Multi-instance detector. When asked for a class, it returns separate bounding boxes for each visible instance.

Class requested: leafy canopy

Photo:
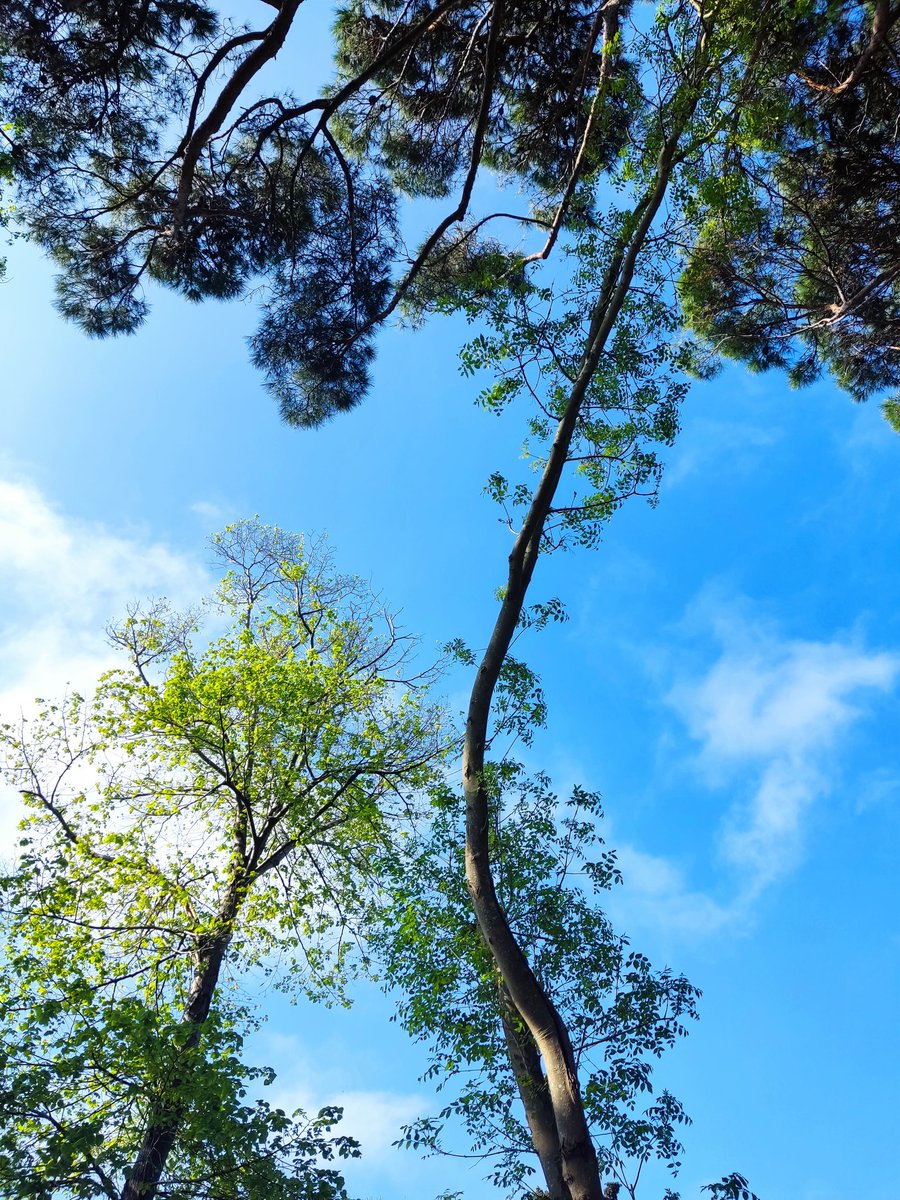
[678,0,900,422]
[0,0,632,423]
[0,520,446,1199]
[4,2,900,424]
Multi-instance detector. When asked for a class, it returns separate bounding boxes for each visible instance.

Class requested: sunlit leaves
[452,219,688,552]
[679,1,900,411]
[0,520,445,1197]
[882,396,900,434]
[368,764,698,1193]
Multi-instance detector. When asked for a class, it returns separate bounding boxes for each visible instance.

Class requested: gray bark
[462,135,684,1200]
[499,982,566,1200]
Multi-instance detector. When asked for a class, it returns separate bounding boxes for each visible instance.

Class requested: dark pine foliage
[680,0,900,410]
[4,2,900,423]
[0,0,632,424]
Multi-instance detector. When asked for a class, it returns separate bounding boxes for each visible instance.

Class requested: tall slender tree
[373,763,700,1199]
[409,3,900,1195]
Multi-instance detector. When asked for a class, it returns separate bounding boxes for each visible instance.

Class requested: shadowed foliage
[0,0,632,423]
[679,0,900,416]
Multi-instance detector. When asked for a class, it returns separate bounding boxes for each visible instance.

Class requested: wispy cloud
[254,1031,426,1179]
[664,418,782,488]
[611,844,733,938]
[189,498,230,524]
[670,624,899,896]
[0,476,209,705]
[267,1078,425,1164]
[669,633,898,763]
[608,601,899,940]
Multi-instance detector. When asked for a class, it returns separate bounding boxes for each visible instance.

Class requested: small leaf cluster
[702,1173,761,1200]
[454,216,689,551]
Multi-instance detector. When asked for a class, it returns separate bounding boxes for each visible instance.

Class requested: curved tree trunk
[461,134,685,1200]
[498,980,566,1200]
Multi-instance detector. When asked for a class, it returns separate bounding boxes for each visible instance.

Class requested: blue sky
[2,49,900,1200]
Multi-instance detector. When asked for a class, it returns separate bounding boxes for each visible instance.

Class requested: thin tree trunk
[120,883,242,1200]
[462,135,684,1200]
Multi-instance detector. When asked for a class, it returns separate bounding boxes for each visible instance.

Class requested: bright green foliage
[442,215,691,552]
[370,764,699,1195]
[0,984,358,1199]
[882,397,900,434]
[410,2,787,556]
[0,520,445,1198]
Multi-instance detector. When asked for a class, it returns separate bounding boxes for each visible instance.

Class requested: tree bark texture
[499,980,566,1200]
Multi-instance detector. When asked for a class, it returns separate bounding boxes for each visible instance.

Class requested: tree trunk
[498,981,566,1200]
[120,882,242,1200]
[462,134,686,1200]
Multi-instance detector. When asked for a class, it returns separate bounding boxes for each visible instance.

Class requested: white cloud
[605,605,900,940]
[262,1053,425,1167]
[0,476,211,856]
[268,1078,424,1162]
[668,615,900,900]
[329,1090,425,1160]
[611,844,734,938]
[669,637,898,763]
[0,477,209,706]
[251,1027,429,1180]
